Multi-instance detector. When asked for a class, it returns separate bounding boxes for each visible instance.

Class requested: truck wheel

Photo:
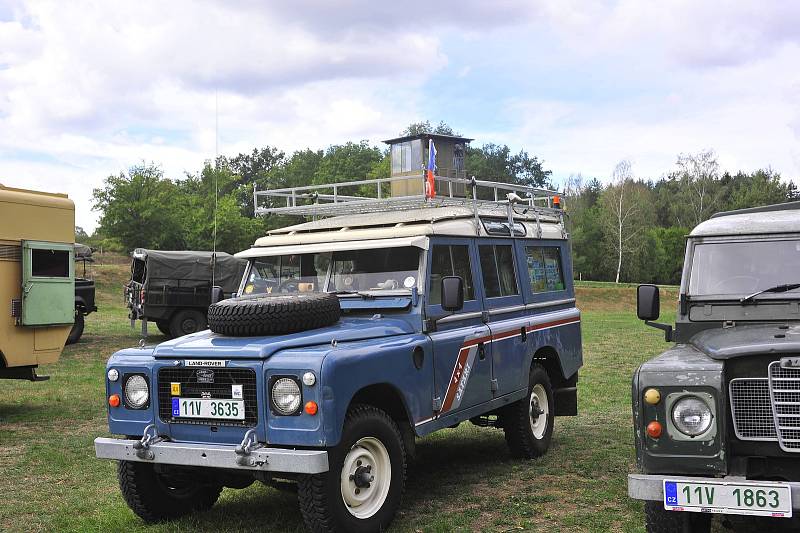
[208,293,341,337]
[503,364,554,459]
[117,460,222,523]
[155,320,171,336]
[169,309,207,338]
[297,405,406,533]
[66,311,84,345]
[644,501,711,533]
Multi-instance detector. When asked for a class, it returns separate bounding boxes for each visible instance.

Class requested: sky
[1,0,799,232]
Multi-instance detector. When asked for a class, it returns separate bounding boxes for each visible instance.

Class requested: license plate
[172,398,245,420]
[664,479,792,517]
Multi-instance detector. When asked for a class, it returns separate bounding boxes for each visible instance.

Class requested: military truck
[94,149,583,533]
[629,201,800,532]
[0,184,76,381]
[67,243,98,345]
[125,249,247,338]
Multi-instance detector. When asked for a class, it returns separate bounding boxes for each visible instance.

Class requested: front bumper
[629,473,800,510]
[95,437,329,474]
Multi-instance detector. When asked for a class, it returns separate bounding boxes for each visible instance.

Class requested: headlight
[123,374,149,409]
[671,396,713,436]
[271,377,302,415]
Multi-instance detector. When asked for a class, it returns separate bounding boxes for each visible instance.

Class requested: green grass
[0,266,675,532]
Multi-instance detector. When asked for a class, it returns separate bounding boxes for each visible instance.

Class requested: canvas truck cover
[135,249,247,294]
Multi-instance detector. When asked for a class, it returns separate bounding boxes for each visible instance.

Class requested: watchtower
[383,133,473,197]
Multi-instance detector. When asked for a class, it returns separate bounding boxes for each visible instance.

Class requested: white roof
[236,236,429,259]
[691,207,800,237]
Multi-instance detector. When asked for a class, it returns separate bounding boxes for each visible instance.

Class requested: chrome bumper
[629,473,800,510]
[94,437,329,474]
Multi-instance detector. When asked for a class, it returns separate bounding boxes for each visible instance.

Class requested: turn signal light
[108,394,121,408]
[304,401,318,416]
[646,421,663,438]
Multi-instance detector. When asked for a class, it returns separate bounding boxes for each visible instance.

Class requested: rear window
[525,246,565,293]
[479,245,519,298]
[31,248,70,278]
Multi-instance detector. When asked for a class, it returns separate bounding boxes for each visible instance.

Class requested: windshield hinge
[723,320,736,329]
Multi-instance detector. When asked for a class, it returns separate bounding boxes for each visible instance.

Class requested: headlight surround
[271,377,302,415]
[123,374,150,409]
[671,396,713,436]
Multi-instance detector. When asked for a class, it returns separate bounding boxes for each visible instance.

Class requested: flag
[425,139,437,199]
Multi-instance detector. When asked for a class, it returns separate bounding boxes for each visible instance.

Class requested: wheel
[207,293,341,337]
[168,309,207,338]
[644,501,711,533]
[503,364,555,459]
[155,320,171,336]
[117,460,222,523]
[66,311,85,345]
[297,405,406,533]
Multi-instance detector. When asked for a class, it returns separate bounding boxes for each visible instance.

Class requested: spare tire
[207,293,341,337]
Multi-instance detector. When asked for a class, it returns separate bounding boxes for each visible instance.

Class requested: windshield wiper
[740,283,800,304]
[328,290,374,299]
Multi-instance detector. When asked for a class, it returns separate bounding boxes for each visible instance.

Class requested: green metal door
[21,240,75,326]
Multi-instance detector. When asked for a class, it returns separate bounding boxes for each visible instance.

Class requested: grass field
[0,264,680,532]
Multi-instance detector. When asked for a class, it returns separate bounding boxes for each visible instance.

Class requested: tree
[599,161,651,283]
[399,121,458,137]
[92,164,187,252]
[466,144,551,188]
[75,226,89,241]
[672,150,722,226]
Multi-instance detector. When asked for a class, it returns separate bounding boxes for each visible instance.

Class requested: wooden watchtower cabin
[382,133,473,198]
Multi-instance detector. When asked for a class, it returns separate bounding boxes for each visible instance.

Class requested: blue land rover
[95,174,583,532]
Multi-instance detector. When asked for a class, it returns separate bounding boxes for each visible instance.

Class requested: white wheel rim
[340,436,392,519]
[529,383,549,439]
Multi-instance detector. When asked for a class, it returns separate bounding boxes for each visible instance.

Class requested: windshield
[689,239,800,296]
[243,247,420,296]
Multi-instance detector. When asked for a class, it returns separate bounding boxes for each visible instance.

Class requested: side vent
[11,298,21,318]
[0,244,22,262]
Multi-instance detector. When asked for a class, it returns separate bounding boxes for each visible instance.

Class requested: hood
[152,316,416,359]
[691,323,800,360]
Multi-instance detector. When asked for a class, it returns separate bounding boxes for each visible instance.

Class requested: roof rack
[710,200,800,219]
[254,175,562,220]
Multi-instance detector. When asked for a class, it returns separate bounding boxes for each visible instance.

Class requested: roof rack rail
[710,200,800,219]
[253,175,563,221]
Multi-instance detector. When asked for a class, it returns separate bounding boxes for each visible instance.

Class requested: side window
[525,246,565,293]
[478,245,519,298]
[31,248,70,277]
[429,245,475,305]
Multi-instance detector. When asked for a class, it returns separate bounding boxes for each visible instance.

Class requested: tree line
[86,121,797,284]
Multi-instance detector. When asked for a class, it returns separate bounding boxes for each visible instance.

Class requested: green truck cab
[0,184,76,381]
[629,201,800,532]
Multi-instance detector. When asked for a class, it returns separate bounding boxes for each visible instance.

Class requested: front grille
[769,361,800,452]
[158,367,258,427]
[730,378,777,440]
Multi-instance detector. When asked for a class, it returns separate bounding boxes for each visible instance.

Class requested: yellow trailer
[0,184,75,380]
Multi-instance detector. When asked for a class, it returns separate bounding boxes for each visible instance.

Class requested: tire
[297,404,406,533]
[66,311,84,345]
[644,501,711,533]
[503,364,555,459]
[156,320,171,336]
[168,309,207,338]
[207,293,341,337]
[117,460,222,523]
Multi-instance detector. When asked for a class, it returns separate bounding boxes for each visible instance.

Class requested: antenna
[211,89,219,288]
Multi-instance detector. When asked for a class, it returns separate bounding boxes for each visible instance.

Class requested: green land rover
[629,201,800,532]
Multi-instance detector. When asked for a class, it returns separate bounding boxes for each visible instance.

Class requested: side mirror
[441,276,464,313]
[637,284,660,321]
[211,286,224,304]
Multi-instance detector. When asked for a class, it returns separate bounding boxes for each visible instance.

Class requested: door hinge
[481,311,490,323]
[491,379,498,392]
[478,343,486,360]
[432,397,442,412]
